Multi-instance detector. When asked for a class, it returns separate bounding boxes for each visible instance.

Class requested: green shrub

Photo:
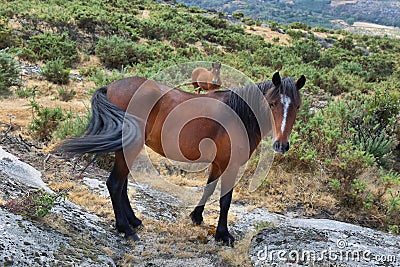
[0,49,20,93]
[95,36,174,69]
[4,189,65,219]
[70,5,105,33]
[54,110,90,140]
[57,87,75,102]
[288,22,311,30]
[15,85,38,98]
[28,98,71,141]
[0,15,17,49]
[358,54,395,82]
[22,32,78,67]
[139,18,174,40]
[232,12,244,20]
[286,29,305,39]
[86,67,131,95]
[95,36,133,68]
[42,58,70,84]
[292,39,320,63]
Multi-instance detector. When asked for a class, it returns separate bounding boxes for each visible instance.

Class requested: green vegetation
[4,189,65,219]
[0,49,20,93]
[42,58,71,85]
[19,32,78,67]
[28,98,73,141]
[0,0,399,233]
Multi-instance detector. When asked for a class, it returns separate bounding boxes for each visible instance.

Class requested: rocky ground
[1,133,400,266]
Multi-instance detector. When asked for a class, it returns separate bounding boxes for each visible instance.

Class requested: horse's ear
[296,75,306,90]
[272,72,281,87]
[212,62,221,69]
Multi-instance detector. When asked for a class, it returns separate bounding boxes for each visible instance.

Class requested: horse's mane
[225,81,272,151]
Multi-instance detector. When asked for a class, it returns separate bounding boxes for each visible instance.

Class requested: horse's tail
[56,87,141,155]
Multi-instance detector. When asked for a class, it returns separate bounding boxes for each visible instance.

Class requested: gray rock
[0,147,52,192]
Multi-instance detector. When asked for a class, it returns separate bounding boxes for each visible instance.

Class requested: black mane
[226,81,273,152]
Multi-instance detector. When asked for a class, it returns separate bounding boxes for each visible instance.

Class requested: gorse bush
[28,98,72,141]
[57,87,75,102]
[95,36,176,69]
[20,33,78,67]
[54,110,90,140]
[0,15,17,49]
[0,49,20,93]
[95,36,154,69]
[42,58,70,84]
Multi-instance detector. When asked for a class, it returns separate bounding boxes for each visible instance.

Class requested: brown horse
[191,62,222,94]
[57,72,305,246]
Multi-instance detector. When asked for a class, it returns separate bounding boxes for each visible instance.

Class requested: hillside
[0,0,400,265]
[176,0,400,29]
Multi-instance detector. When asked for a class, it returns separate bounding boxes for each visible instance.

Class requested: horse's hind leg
[192,82,201,94]
[190,163,221,225]
[122,177,142,228]
[107,150,141,240]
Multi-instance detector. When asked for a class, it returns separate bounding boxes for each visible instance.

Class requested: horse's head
[266,72,305,154]
[211,62,222,85]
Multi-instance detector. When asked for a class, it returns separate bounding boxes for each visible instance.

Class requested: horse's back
[107,76,166,112]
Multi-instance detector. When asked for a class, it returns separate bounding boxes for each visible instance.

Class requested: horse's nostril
[284,142,290,152]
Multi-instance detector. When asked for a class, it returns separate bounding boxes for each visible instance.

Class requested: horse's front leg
[215,189,234,246]
[190,163,221,225]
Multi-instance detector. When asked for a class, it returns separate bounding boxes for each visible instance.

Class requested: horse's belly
[145,135,215,163]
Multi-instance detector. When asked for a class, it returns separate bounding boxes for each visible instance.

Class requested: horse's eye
[269,103,274,108]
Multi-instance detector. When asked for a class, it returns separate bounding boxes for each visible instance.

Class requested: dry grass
[67,185,114,220]
[136,10,150,20]
[245,25,291,45]
[219,232,254,267]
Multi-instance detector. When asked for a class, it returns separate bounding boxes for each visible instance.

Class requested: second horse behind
[191,62,222,94]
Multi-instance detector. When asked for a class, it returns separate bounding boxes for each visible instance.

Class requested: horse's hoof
[131,218,143,229]
[189,211,203,225]
[215,230,235,247]
[126,232,140,242]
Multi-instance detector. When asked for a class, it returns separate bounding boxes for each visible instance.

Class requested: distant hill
[176,0,400,29]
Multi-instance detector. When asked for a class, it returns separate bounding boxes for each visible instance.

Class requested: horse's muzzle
[273,141,290,154]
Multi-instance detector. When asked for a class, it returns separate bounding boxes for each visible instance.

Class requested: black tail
[57,87,141,155]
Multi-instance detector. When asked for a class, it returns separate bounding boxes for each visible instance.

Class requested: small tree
[0,49,20,93]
